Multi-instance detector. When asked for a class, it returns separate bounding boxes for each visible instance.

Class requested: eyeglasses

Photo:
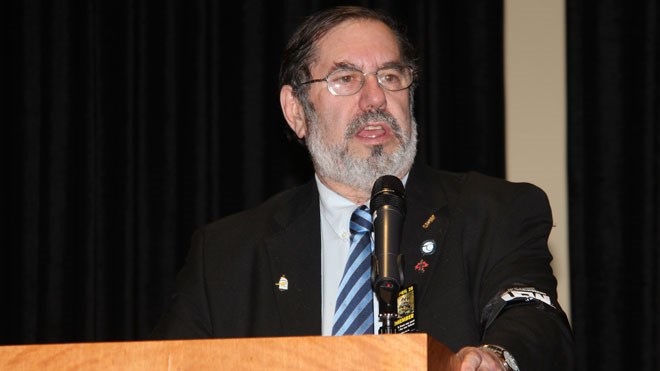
[299,66,414,96]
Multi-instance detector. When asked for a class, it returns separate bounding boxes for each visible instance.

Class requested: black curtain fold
[3,0,504,344]
[567,1,660,370]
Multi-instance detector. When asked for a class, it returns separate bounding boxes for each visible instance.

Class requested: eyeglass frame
[297,65,415,96]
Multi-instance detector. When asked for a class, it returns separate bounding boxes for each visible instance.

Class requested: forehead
[311,19,401,72]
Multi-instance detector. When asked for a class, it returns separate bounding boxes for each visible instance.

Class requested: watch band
[480,344,520,371]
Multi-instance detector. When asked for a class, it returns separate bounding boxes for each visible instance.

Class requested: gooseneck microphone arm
[369,175,406,334]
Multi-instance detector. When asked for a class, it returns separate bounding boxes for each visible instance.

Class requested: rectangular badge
[394,284,417,333]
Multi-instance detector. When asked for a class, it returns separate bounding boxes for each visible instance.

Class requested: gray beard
[304,105,417,194]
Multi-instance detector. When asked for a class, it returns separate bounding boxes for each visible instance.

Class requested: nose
[358,74,387,112]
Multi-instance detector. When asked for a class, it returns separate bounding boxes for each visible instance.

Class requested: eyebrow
[329,61,360,72]
[328,60,407,74]
[380,61,407,69]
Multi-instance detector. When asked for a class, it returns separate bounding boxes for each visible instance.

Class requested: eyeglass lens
[327,67,412,96]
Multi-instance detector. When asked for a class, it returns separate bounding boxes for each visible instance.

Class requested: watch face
[503,351,519,371]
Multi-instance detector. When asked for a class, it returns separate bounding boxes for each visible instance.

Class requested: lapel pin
[421,240,437,255]
[422,214,436,229]
[415,259,429,273]
[275,275,288,291]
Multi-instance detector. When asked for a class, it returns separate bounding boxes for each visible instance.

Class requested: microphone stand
[372,254,404,334]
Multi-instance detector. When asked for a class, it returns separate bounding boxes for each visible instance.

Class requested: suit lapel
[400,165,453,304]
[264,181,322,336]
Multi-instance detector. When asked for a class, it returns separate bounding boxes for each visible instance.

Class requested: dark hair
[279,6,417,101]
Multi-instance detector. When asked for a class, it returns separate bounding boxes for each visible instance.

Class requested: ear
[280,85,307,139]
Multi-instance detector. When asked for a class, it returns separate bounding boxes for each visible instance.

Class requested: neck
[316,175,370,205]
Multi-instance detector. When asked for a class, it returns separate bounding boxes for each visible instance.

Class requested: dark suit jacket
[152,164,575,370]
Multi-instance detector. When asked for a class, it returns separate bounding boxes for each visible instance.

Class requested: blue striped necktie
[332,205,374,335]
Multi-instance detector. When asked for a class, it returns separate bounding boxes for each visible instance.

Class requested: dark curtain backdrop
[3,1,504,344]
[568,1,660,370]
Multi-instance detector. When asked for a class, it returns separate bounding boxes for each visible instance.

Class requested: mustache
[344,110,401,138]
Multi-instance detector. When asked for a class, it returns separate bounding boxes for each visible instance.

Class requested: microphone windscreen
[370,175,405,215]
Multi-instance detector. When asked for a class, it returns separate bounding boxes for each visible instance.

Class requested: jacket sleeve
[474,182,575,370]
[150,228,214,339]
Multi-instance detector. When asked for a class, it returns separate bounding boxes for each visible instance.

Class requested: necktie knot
[350,205,373,236]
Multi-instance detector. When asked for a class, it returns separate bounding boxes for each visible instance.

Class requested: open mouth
[356,123,389,139]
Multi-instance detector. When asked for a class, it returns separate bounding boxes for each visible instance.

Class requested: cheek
[391,98,413,130]
[315,103,352,142]
[325,116,350,143]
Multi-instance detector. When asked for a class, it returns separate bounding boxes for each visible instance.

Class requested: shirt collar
[316,175,358,240]
[315,173,410,239]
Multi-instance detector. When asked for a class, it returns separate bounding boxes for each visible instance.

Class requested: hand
[450,346,506,371]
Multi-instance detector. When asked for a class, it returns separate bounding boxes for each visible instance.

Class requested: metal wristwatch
[480,344,520,371]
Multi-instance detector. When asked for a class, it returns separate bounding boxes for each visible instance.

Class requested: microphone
[369,175,406,333]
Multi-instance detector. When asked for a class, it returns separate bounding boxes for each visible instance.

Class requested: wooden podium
[0,333,454,370]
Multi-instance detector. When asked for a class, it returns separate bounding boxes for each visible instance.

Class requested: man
[153,6,574,370]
